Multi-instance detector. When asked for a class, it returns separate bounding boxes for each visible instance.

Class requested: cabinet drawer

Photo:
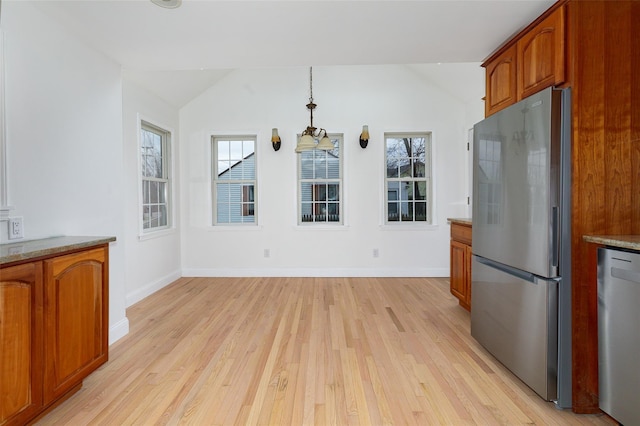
[451,222,472,246]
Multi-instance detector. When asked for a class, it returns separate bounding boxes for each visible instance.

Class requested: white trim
[108,317,130,346]
[0,31,10,220]
[383,132,433,225]
[378,224,439,231]
[211,133,258,226]
[292,224,351,231]
[125,269,181,307]
[296,133,344,226]
[205,225,264,232]
[137,114,176,237]
[137,227,177,241]
[182,267,449,278]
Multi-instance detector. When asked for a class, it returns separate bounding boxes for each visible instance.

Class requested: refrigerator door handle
[552,206,559,268]
[476,256,536,283]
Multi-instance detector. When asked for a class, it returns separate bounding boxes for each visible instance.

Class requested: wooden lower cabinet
[0,245,109,426]
[449,221,472,311]
[43,247,109,405]
[0,262,43,426]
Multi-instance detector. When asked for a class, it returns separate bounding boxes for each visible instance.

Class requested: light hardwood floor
[36,277,615,425]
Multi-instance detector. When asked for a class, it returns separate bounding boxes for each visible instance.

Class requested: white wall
[122,79,182,306]
[2,2,128,343]
[180,65,481,276]
[1,2,485,347]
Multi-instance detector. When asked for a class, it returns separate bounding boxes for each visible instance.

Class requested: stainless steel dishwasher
[598,247,640,426]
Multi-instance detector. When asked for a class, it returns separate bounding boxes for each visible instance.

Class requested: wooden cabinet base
[1,243,109,426]
[449,221,472,311]
[26,383,83,426]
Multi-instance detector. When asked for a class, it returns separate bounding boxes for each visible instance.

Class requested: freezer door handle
[475,256,536,283]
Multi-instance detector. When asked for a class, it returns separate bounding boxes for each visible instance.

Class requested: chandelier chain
[309,66,313,103]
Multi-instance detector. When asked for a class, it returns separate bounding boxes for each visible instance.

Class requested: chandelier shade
[316,135,334,150]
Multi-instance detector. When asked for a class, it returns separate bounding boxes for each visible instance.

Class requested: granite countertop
[583,235,640,252]
[447,218,472,226]
[1,236,116,265]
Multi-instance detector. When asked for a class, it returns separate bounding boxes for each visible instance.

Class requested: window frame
[297,134,344,226]
[384,132,433,225]
[211,135,258,226]
[139,120,172,235]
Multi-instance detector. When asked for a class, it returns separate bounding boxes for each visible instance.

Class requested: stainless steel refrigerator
[471,87,572,408]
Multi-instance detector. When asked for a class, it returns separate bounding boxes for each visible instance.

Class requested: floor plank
[36,277,616,425]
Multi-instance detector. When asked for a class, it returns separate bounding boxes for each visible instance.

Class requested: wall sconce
[271,128,281,151]
[359,125,369,149]
[295,67,333,152]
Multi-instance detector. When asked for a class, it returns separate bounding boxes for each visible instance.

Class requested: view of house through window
[298,135,343,224]
[385,133,432,223]
[212,136,257,225]
[140,121,171,232]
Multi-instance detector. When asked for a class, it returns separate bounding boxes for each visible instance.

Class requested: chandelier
[295,67,333,152]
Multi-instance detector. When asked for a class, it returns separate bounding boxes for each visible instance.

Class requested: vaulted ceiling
[24,0,555,107]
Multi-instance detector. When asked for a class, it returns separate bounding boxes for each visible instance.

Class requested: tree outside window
[141,121,171,232]
[385,134,432,223]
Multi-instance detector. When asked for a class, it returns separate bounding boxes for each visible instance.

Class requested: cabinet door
[484,44,517,116]
[0,262,43,426]
[450,240,470,310]
[43,247,109,404]
[464,244,473,309]
[517,6,565,100]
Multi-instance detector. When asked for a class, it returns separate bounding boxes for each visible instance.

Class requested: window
[212,136,257,225]
[298,135,342,224]
[140,121,171,232]
[385,133,432,223]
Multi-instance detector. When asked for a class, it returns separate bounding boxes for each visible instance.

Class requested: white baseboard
[181,267,449,278]
[125,269,182,307]
[109,317,130,346]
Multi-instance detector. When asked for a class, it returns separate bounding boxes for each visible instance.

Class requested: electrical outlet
[8,217,24,240]
[264,248,270,258]
[373,248,379,258]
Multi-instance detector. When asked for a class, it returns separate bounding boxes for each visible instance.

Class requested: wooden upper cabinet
[483,4,566,117]
[485,45,518,116]
[517,6,565,100]
[0,262,43,426]
[43,247,109,404]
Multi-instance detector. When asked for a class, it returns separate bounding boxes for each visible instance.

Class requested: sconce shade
[359,125,370,149]
[271,128,281,151]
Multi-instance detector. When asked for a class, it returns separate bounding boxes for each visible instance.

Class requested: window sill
[379,223,439,231]
[207,225,263,232]
[138,227,176,241]
[294,224,350,231]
